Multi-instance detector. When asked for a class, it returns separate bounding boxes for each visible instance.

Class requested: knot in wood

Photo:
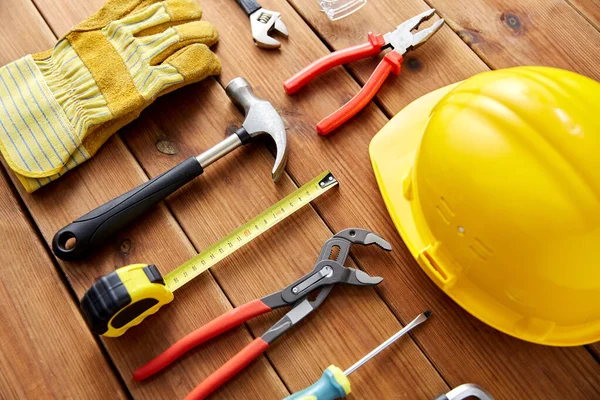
[501,12,523,34]
[405,57,422,72]
[120,239,131,254]
[156,138,180,155]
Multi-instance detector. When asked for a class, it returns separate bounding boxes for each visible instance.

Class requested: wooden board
[423,0,600,80]
[0,171,126,399]
[0,0,598,398]
[0,2,124,399]
[567,0,600,29]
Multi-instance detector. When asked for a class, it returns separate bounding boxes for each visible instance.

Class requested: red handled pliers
[284,9,444,135]
[132,228,391,399]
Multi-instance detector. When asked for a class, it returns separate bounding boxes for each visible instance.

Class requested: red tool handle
[317,52,403,135]
[284,33,385,95]
[184,337,270,400]
[132,299,271,381]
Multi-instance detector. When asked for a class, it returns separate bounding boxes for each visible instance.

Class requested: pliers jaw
[317,228,392,265]
[262,260,383,344]
[284,9,443,134]
[261,229,390,342]
[383,9,444,55]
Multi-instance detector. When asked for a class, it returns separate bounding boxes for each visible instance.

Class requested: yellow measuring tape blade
[164,171,338,291]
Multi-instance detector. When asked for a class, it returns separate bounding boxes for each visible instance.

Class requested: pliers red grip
[132,299,271,381]
[284,9,444,135]
[284,32,387,95]
[133,228,391,400]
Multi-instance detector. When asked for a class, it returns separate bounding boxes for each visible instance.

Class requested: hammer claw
[225,77,288,183]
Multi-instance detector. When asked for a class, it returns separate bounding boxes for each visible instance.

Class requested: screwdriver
[285,311,431,400]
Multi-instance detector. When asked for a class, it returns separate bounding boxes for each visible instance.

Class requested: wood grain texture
[0,2,125,399]
[424,0,600,80]
[0,0,288,398]
[567,0,600,29]
[193,0,599,398]
[0,172,126,399]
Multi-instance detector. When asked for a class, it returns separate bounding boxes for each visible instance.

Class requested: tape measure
[81,171,338,337]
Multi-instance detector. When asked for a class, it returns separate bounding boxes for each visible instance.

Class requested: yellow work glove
[0,0,220,192]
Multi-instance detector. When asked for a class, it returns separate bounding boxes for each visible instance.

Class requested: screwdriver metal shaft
[285,311,431,400]
[344,310,431,376]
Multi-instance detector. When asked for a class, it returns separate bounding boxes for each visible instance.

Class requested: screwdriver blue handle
[284,366,351,400]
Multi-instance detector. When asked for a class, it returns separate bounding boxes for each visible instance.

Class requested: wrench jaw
[249,8,288,49]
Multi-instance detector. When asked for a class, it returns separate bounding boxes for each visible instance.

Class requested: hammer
[52,77,288,261]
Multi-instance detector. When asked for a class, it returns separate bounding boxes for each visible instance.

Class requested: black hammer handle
[52,157,203,261]
[235,0,261,15]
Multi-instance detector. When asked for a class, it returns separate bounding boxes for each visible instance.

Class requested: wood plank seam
[419,0,497,70]
[0,160,134,399]
[589,347,600,363]
[564,0,600,31]
[27,0,60,37]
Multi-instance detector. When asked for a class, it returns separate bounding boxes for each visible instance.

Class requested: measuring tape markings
[165,171,337,291]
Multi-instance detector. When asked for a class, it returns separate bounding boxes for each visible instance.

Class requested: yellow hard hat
[370,66,600,346]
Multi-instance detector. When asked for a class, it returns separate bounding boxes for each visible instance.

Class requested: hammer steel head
[249,8,288,49]
[225,77,288,182]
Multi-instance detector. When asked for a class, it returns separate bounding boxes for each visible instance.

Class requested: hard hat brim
[370,83,458,260]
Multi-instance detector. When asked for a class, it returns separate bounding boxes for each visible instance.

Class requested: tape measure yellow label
[81,171,338,337]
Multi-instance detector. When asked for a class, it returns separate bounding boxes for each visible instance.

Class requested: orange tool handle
[185,338,270,400]
[284,33,385,95]
[132,299,271,381]
[317,51,403,135]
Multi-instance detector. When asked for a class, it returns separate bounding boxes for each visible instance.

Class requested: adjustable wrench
[234,0,288,48]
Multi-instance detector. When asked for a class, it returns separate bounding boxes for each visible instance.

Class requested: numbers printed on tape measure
[163,171,337,291]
